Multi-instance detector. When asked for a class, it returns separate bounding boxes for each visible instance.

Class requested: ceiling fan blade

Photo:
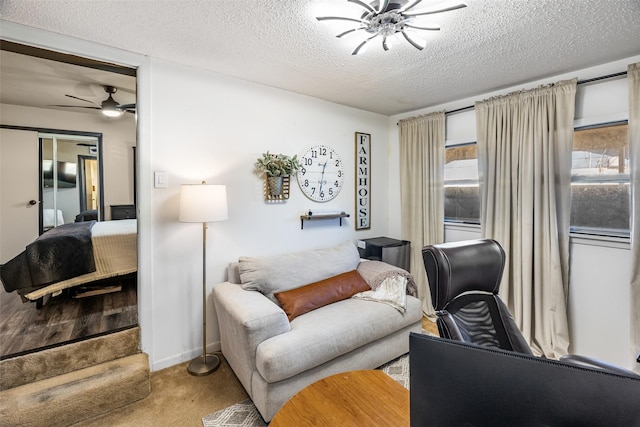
[399,0,424,13]
[65,94,102,107]
[336,27,365,38]
[352,35,377,55]
[382,37,390,51]
[352,40,368,55]
[49,104,101,110]
[348,0,376,14]
[401,31,425,50]
[404,3,467,17]
[377,0,390,13]
[118,103,136,110]
[317,16,363,24]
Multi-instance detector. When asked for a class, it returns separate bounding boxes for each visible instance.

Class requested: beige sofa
[213,241,422,421]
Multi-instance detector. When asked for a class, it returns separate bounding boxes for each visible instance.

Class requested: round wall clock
[297,144,344,202]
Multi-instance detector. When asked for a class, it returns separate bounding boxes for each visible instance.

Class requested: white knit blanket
[352,274,408,313]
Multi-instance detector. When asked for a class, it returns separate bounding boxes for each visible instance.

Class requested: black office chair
[422,239,532,354]
[422,239,638,376]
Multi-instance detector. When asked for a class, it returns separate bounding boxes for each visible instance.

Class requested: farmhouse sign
[355,132,371,230]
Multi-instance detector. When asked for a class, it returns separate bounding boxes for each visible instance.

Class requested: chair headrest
[422,239,505,311]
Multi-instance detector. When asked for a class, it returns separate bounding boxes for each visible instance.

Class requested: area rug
[202,354,410,427]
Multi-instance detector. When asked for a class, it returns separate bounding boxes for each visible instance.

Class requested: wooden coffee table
[270,370,409,426]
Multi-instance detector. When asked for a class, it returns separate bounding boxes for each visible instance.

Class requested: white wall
[0,104,136,219]
[388,55,640,369]
[141,59,390,369]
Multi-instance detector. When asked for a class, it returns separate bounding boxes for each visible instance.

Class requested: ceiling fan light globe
[102,108,123,118]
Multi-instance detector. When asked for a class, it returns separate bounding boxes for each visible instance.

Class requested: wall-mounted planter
[264,174,290,201]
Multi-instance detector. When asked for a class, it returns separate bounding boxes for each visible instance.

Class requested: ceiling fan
[317,0,467,55]
[50,85,135,118]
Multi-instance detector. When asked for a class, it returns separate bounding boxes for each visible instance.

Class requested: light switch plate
[154,171,168,188]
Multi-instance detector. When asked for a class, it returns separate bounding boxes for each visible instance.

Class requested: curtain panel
[398,112,445,317]
[629,62,640,373]
[475,79,577,358]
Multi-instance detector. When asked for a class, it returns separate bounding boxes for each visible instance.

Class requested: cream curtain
[628,62,640,373]
[399,112,445,317]
[475,79,577,358]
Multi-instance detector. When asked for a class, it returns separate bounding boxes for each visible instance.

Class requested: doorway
[0,42,138,359]
[78,155,98,213]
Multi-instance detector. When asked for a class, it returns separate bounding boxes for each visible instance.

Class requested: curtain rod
[397,70,628,125]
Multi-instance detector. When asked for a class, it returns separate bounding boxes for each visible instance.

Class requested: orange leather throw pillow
[274,270,370,321]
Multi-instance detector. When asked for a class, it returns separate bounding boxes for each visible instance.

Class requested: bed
[0,219,137,304]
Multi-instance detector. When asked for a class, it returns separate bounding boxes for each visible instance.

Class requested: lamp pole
[187,220,220,376]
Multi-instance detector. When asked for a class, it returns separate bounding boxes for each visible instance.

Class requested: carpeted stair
[0,327,150,426]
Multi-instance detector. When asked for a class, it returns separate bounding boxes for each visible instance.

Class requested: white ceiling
[1,0,640,116]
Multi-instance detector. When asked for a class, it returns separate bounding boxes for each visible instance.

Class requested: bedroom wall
[0,104,136,219]
[388,54,640,370]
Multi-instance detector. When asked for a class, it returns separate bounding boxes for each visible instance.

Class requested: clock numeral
[328,188,334,196]
[337,170,342,178]
[320,190,325,198]
[335,159,340,167]
[334,180,339,187]
[304,158,313,166]
[300,166,306,175]
[319,147,327,156]
[303,179,309,187]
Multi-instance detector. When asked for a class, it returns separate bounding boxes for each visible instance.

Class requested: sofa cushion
[255,295,423,383]
[274,270,370,321]
[238,241,360,303]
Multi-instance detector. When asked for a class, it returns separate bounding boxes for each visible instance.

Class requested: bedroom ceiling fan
[50,85,135,118]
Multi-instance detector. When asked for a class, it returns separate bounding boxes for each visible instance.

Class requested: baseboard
[151,340,221,371]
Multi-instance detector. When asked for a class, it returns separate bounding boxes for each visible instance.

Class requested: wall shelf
[300,212,349,229]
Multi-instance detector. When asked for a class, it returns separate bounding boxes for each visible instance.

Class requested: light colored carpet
[202,354,410,427]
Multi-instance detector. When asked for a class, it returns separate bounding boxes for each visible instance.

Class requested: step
[0,352,150,427]
[0,326,140,391]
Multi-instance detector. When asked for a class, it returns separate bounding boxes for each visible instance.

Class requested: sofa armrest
[213,282,290,392]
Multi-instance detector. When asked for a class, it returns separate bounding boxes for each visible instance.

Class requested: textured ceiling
[1,0,640,116]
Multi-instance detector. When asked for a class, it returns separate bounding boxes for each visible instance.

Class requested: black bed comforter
[0,221,96,295]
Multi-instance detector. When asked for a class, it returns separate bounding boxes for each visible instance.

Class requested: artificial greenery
[255,151,301,177]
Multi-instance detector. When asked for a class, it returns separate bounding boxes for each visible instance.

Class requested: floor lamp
[179,181,228,376]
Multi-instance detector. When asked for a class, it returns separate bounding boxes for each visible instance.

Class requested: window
[444,143,480,223]
[571,122,629,236]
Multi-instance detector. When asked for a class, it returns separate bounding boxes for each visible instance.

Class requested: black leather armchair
[409,333,640,427]
[421,239,638,376]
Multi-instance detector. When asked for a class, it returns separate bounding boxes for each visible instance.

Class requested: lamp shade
[179,183,228,223]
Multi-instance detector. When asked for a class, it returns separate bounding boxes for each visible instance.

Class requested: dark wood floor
[0,276,138,359]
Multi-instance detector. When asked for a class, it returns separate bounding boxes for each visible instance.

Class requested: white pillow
[238,241,360,303]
